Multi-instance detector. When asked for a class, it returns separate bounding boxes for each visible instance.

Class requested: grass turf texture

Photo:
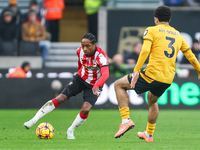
[0,109,200,149]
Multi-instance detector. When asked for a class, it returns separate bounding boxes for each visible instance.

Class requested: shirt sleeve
[134,40,152,72]
[183,49,200,76]
[93,66,109,88]
[143,27,153,42]
[180,37,200,76]
[76,48,81,71]
[97,53,108,67]
[180,37,190,53]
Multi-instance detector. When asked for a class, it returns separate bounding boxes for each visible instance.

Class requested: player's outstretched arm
[133,40,151,74]
[131,41,150,88]
[183,49,200,80]
[92,66,109,96]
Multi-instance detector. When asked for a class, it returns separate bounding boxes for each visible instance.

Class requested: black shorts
[127,72,171,97]
[61,74,102,106]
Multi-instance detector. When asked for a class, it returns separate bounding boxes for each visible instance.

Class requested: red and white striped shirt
[77,46,108,86]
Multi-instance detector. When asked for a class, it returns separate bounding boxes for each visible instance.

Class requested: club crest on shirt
[143,30,148,36]
[68,81,73,85]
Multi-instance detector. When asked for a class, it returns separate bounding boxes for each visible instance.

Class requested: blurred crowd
[1,0,200,78]
[0,0,65,63]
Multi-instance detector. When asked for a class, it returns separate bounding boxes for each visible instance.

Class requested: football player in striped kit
[24,33,109,139]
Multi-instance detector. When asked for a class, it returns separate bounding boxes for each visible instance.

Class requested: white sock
[145,131,152,137]
[68,113,86,131]
[122,118,130,124]
[31,100,56,123]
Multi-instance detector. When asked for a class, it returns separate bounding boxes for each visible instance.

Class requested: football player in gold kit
[114,6,200,142]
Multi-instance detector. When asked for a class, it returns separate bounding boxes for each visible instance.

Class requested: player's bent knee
[114,78,125,90]
[147,92,159,104]
[81,102,92,115]
[81,105,91,115]
[80,109,90,115]
[114,79,121,89]
[56,94,68,104]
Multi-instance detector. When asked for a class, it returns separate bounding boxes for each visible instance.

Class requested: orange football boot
[114,119,135,138]
[137,131,153,142]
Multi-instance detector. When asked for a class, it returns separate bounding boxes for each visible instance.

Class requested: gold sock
[119,107,130,119]
[146,122,156,135]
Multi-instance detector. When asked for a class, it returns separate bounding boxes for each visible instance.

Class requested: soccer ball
[36,122,54,139]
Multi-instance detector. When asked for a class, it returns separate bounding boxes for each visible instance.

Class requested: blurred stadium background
[0,0,200,110]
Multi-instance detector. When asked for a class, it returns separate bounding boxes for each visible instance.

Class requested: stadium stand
[0,0,161,69]
[19,41,40,56]
[0,41,18,56]
[0,56,42,69]
[45,42,80,68]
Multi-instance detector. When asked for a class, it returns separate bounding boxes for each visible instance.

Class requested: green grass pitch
[0,109,200,149]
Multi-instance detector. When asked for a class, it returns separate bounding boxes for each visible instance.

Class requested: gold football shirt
[134,24,200,84]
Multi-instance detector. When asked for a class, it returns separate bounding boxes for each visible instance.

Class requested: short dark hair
[154,6,171,22]
[21,62,30,70]
[81,33,96,44]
